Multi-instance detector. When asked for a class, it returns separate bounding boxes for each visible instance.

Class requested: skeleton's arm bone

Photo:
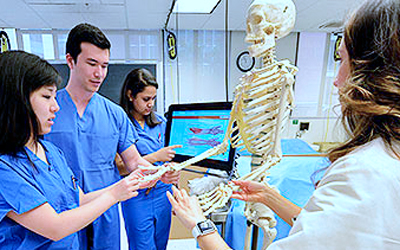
[170,141,230,171]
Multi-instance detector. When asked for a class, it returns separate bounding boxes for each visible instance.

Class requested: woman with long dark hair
[0,51,143,249]
[118,68,181,250]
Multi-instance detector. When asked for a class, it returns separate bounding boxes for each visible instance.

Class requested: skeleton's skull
[245,0,296,58]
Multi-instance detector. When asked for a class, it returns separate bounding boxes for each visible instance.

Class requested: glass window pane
[42,34,55,60]
[22,34,32,53]
[129,31,159,60]
[292,32,327,117]
[164,30,225,106]
[107,33,125,60]
[22,33,55,60]
[129,34,139,59]
[57,33,68,59]
[321,34,341,117]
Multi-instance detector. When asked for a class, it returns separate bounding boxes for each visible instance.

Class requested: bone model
[139,0,297,248]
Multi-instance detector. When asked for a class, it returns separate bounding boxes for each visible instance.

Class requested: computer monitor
[165,102,236,172]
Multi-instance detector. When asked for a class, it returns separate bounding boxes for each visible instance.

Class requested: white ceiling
[0,0,364,32]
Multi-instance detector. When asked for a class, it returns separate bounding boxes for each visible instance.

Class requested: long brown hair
[328,0,400,162]
[119,68,161,127]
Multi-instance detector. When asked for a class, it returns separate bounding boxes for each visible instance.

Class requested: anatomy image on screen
[169,110,230,162]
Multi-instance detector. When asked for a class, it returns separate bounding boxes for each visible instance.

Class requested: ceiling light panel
[173,0,221,14]
[24,0,81,3]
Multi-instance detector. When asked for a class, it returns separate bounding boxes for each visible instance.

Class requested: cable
[175,8,180,103]
[323,55,338,142]
[164,0,177,32]
[224,0,229,102]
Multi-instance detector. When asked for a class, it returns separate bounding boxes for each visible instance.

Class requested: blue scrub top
[122,113,172,250]
[132,113,166,166]
[0,139,80,249]
[132,113,171,191]
[44,89,138,192]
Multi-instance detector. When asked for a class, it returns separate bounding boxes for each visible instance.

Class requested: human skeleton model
[139,0,297,247]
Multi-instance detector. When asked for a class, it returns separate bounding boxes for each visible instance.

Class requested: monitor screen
[165,102,236,172]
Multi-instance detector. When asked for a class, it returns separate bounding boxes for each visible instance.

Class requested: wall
[13,27,344,147]
[228,31,298,100]
[228,30,345,147]
[282,32,346,147]
[163,30,227,111]
[285,117,345,148]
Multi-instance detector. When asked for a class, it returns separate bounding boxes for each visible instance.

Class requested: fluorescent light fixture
[173,0,221,14]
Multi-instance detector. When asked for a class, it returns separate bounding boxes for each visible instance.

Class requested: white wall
[282,32,346,146]
[228,30,346,146]
[15,27,345,146]
[228,31,298,100]
[285,117,345,145]
[163,30,227,110]
[228,31,246,100]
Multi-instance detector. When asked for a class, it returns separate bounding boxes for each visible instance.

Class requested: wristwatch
[191,219,217,239]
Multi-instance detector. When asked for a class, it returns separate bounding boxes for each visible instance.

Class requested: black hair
[0,50,61,155]
[119,68,161,127]
[66,23,111,63]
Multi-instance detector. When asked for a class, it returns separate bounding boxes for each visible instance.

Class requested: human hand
[167,185,206,230]
[160,163,181,184]
[131,168,160,189]
[230,180,270,203]
[155,145,182,162]
[109,171,140,202]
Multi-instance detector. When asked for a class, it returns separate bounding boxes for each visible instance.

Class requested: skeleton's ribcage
[229,63,294,158]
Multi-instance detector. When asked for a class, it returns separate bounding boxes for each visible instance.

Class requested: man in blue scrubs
[44,23,179,250]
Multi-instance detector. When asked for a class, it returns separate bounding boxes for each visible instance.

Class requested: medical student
[118,68,182,250]
[0,50,148,249]
[44,24,180,250]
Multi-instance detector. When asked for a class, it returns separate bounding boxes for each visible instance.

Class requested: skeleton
[139,0,297,248]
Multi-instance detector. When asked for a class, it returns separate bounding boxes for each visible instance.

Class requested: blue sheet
[224,139,329,250]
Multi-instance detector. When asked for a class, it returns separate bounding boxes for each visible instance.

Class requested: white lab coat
[269,138,400,249]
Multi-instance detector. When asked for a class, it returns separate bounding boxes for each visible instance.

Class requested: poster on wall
[334,35,342,61]
[166,31,177,60]
[0,30,11,53]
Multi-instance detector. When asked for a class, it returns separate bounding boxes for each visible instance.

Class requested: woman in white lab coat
[167,0,400,249]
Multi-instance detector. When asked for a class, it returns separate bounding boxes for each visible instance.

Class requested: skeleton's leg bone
[261,227,277,250]
[244,223,253,250]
